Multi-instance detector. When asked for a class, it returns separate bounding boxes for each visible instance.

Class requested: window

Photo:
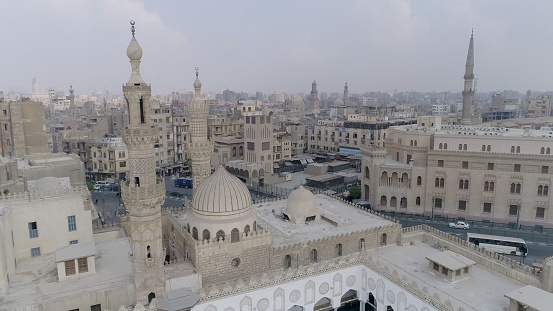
[514,164,521,172]
[483,203,492,213]
[192,227,198,240]
[416,196,421,206]
[91,304,101,311]
[231,258,240,267]
[336,243,342,256]
[262,142,270,150]
[463,144,467,150]
[119,161,126,168]
[487,163,494,170]
[28,222,38,238]
[231,228,239,243]
[458,144,462,150]
[68,215,77,232]
[536,207,546,219]
[203,229,210,241]
[284,255,291,268]
[247,142,254,151]
[359,238,365,250]
[462,161,468,169]
[541,147,545,154]
[464,267,469,273]
[438,160,444,167]
[310,249,318,262]
[458,200,467,211]
[70,240,78,245]
[31,247,41,257]
[542,166,549,174]
[511,146,515,153]
[516,146,520,154]
[216,230,225,241]
[456,269,461,276]
[439,143,443,149]
[538,185,549,196]
[65,260,76,276]
[487,145,491,152]
[482,145,486,151]
[509,205,519,216]
[433,262,439,271]
[444,143,448,150]
[434,198,443,208]
[417,176,422,186]
[442,267,449,275]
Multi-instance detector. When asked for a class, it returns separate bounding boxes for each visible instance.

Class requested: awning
[273,163,280,169]
[324,190,337,195]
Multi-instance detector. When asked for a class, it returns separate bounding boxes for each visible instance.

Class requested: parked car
[174,177,193,188]
[167,191,184,197]
[93,181,110,190]
[449,221,470,229]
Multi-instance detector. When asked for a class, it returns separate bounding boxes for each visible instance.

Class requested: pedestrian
[95,199,98,204]
[182,202,185,207]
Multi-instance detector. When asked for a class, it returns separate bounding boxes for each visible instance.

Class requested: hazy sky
[2,0,552,95]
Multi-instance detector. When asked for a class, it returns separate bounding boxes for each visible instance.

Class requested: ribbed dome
[127,36,143,61]
[283,186,320,224]
[334,98,344,107]
[193,166,252,214]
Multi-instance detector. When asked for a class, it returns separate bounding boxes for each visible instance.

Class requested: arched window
[482,145,486,151]
[444,143,448,150]
[463,144,467,150]
[359,238,365,250]
[439,178,445,188]
[516,146,521,153]
[284,255,292,268]
[253,221,257,231]
[538,185,543,195]
[414,140,417,146]
[545,186,549,196]
[365,166,370,179]
[216,230,225,241]
[489,181,495,192]
[487,145,491,152]
[187,223,190,233]
[459,144,463,150]
[380,233,387,246]
[380,196,387,207]
[416,196,421,206]
[541,147,545,154]
[511,146,515,153]
[244,225,250,235]
[410,140,413,146]
[464,180,469,189]
[192,227,198,240]
[439,143,443,149]
[336,244,342,256]
[417,176,422,186]
[390,196,397,207]
[148,292,156,304]
[400,197,407,208]
[516,183,521,194]
[202,229,210,241]
[510,183,516,193]
[435,178,440,187]
[147,245,151,259]
[310,249,318,262]
[484,181,489,192]
[231,228,239,243]
[239,145,244,156]
[548,148,551,155]
[232,146,237,157]
[459,180,464,189]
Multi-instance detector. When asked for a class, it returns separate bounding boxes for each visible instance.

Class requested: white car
[449,221,469,229]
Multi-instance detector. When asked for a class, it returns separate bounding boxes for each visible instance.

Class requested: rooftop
[377,243,526,311]
[255,194,394,246]
[425,250,476,271]
[1,238,133,309]
[504,285,553,310]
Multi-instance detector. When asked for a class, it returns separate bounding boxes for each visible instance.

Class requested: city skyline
[2,0,553,95]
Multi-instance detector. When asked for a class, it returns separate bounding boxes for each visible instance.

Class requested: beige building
[362,116,553,228]
[88,137,129,180]
[150,100,176,170]
[0,99,50,157]
[244,115,274,176]
[528,95,552,118]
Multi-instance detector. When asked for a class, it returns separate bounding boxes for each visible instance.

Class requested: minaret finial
[471,28,473,37]
[130,20,136,37]
[195,67,199,79]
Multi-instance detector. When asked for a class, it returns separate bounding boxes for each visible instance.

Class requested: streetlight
[430,195,435,221]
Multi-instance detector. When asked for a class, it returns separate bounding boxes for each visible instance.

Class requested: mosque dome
[283,186,320,224]
[333,98,344,107]
[293,95,304,105]
[193,166,252,215]
[126,36,143,61]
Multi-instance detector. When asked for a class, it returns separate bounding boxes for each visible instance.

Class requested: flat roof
[504,285,553,310]
[55,242,96,262]
[425,250,476,271]
[255,194,395,246]
[306,173,343,182]
[1,238,133,309]
[378,243,526,310]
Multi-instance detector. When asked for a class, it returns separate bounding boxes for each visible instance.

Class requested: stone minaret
[187,68,213,188]
[120,21,166,305]
[309,80,320,113]
[68,85,75,108]
[461,30,475,124]
[343,81,349,106]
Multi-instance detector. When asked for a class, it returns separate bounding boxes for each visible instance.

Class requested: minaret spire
[343,81,349,106]
[460,30,475,124]
[309,80,320,113]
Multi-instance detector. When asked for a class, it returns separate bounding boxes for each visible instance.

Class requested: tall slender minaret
[343,81,349,106]
[309,80,320,113]
[187,68,213,188]
[68,84,75,107]
[120,21,166,305]
[461,30,475,124]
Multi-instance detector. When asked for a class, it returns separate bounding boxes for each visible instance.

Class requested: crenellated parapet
[187,140,214,158]
[121,179,165,210]
[0,185,89,203]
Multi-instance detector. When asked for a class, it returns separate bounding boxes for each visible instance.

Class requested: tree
[86,181,95,191]
[348,187,361,200]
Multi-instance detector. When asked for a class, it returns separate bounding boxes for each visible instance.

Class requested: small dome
[193,78,202,90]
[127,36,143,61]
[293,95,304,105]
[193,166,252,215]
[283,186,320,224]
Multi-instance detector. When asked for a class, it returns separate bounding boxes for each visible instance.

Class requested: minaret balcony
[121,178,165,207]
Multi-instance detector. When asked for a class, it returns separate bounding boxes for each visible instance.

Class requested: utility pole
[431,195,435,220]
[516,204,521,230]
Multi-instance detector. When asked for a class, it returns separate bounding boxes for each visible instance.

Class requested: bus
[467,233,528,257]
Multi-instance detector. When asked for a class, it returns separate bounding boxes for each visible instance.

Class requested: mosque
[2,22,553,311]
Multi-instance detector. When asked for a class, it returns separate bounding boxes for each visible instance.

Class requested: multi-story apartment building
[150,101,175,171]
[244,115,274,176]
[527,95,552,118]
[207,115,243,138]
[88,137,128,181]
[287,122,308,155]
[0,99,50,157]
[172,115,189,166]
[362,116,553,228]
[307,119,407,153]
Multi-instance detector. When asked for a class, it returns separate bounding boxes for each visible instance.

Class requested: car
[449,221,470,229]
[168,191,184,197]
[174,177,193,188]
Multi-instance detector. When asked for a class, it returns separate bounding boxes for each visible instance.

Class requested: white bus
[467,233,528,257]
